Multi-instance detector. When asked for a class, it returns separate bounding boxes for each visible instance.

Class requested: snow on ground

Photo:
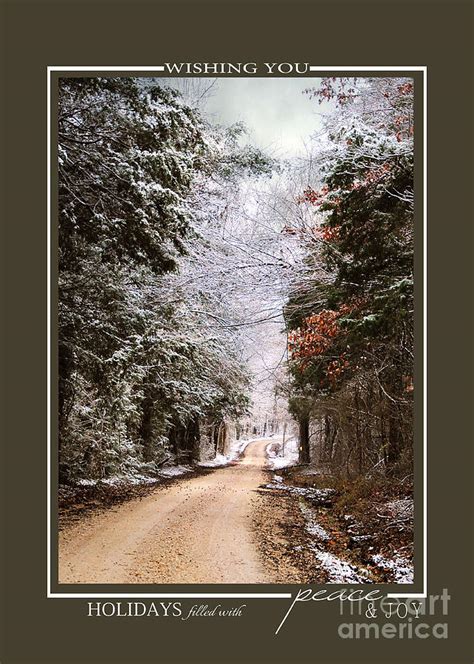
[300,502,373,583]
[197,453,230,468]
[385,498,414,520]
[158,465,193,478]
[76,467,194,486]
[299,500,330,541]
[75,437,258,487]
[197,436,255,468]
[264,461,413,585]
[266,470,372,583]
[297,466,325,476]
[372,552,414,583]
[297,490,372,582]
[265,437,299,470]
[77,475,157,487]
[312,548,372,583]
[265,478,336,505]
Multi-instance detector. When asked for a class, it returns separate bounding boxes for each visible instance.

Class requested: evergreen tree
[286,78,414,476]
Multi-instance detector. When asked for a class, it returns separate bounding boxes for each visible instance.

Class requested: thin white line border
[47,65,427,600]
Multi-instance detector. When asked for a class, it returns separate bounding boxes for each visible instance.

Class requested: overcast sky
[202,77,326,158]
[159,76,329,159]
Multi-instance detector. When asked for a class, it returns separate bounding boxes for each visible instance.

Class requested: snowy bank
[197,436,255,468]
[265,437,299,470]
[372,552,414,583]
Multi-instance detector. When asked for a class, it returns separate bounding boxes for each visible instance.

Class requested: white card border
[47,65,427,600]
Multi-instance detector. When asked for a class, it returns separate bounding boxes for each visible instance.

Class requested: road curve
[59,439,277,584]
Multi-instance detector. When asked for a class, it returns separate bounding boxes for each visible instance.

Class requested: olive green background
[2,0,473,662]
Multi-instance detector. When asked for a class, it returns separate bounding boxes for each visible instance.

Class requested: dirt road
[59,439,293,584]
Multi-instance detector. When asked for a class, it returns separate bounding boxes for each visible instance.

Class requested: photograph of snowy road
[57,76,415,585]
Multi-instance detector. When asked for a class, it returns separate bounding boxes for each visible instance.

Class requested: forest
[57,75,415,585]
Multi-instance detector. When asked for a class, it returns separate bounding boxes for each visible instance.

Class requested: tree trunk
[58,338,76,481]
[354,387,363,474]
[281,421,287,457]
[189,417,201,461]
[387,412,402,471]
[139,394,154,462]
[299,414,310,464]
[213,423,220,456]
[216,421,227,455]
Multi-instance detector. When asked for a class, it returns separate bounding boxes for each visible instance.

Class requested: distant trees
[285,78,415,479]
[57,77,271,484]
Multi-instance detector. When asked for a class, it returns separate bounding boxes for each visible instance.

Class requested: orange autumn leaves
[289,309,341,360]
[288,304,356,385]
